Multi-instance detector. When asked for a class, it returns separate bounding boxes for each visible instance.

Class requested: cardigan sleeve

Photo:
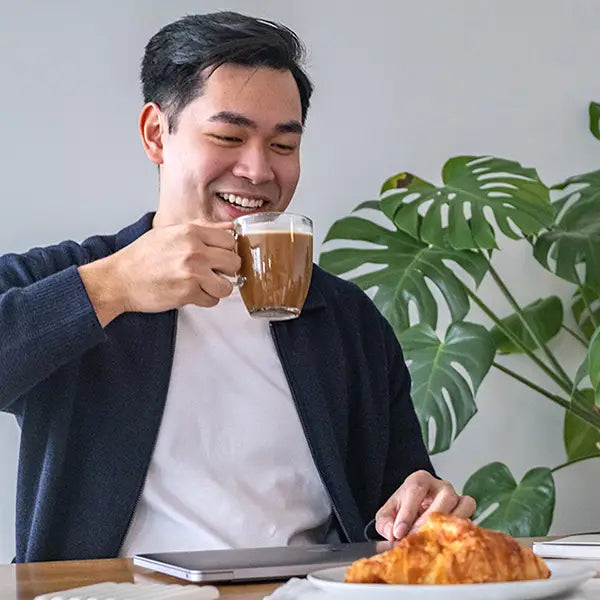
[0,245,107,412]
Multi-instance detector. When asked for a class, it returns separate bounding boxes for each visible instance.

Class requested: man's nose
[232,143,275,185]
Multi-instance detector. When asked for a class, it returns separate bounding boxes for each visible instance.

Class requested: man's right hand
[78,221,241,327]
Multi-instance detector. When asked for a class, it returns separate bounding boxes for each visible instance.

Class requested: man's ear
[139,102,167,164]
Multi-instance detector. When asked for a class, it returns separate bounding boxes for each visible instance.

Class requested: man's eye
[272,143,297,152]
[211,135,242,143]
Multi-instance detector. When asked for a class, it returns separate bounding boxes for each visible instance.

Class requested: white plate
[307,560,596,599]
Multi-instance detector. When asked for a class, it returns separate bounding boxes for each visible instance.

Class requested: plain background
[1,0,599,561]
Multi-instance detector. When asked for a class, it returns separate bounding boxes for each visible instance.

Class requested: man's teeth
[218,193,265,209]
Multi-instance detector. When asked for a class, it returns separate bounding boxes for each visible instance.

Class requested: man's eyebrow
[275,120,303,135]
[208,111,256,128]
[208,111,303,134]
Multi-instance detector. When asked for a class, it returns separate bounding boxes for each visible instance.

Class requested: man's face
[152,64,303,224]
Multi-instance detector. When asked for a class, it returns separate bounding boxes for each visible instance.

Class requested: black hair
[141,11,313,132]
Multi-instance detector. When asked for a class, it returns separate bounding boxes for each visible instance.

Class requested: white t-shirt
[119,289,332,556]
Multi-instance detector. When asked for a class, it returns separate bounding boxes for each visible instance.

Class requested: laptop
[133,541,394,582]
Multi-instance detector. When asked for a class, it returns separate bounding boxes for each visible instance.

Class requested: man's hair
[141,11,313,132]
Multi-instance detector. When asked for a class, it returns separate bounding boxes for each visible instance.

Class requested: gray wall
[1,0,599,562]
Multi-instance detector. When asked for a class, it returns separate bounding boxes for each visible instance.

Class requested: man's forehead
[197,63,303,121]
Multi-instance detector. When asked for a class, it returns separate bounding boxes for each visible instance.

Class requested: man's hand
[375,470,476,541]
[78,221,241,327]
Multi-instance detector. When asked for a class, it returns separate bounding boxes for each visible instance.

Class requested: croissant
[345,512,550,585]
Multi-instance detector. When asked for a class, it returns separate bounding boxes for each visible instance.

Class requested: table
[1,539,598,600]
[0,558,280,600]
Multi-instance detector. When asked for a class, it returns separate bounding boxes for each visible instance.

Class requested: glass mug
[231,212,313,321]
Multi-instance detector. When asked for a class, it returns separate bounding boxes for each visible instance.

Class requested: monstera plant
[320,101,600,536]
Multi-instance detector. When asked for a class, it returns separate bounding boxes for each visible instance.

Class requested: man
[0,12,475,563]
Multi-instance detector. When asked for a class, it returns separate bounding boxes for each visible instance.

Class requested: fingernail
[383,523,393,540]
[394,521,409,539]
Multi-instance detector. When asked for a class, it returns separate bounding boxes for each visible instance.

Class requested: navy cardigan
[0,213,434,563]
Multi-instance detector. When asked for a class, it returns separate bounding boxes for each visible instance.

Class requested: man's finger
[190,219,234,230]
[184,220,236,249]
[200,228,237,250]
[197,270,236,299]
[188,284,220,308]
[408,484,460,534]
[203,246,242,276]
[375,497,399,541]
[452,495,477,518]
[392,483,429,539]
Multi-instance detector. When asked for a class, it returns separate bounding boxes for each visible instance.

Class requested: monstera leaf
[573,356,590,392]
[353,200,382,211]
[463,462,555,536]
[534,169,600,293]
[590,101,600,141]
[564,389,600,461]
[490,296,563,354]
[572,286,600,341]
[397,322,495,454]
[380,156,553,250]
[319,216,488,332]
[589,328,600,408]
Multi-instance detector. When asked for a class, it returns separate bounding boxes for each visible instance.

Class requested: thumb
[375,497,399,541]
[190,219,234,230]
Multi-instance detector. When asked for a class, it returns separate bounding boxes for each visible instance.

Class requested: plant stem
[492,361,600,427]
[561,325,588,348]
[579,287,600,331]
[464,285,600,425]
[552,454,600,473]
[465,286,568,391]
[492,362,568,408]
[484,258,573,389]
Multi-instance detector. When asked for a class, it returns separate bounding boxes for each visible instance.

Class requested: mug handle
[215,228,245,286]
[219,273,246,287]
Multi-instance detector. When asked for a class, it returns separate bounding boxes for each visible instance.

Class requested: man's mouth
[216,192,266,210]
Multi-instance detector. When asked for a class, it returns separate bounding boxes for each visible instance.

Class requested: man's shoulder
[81,212,154,256]
[55,212,154,261]
[309,266,401,350]
[311,265,382,317]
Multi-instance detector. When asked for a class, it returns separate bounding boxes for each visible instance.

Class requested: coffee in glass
[233,213,313,321]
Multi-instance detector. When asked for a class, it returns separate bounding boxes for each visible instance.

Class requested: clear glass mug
[232,212,313,321]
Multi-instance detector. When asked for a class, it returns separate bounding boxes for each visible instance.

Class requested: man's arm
[0,247,108,412]
[0,221,242,412]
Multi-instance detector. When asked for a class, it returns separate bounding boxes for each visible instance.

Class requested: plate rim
[307,560,597,592]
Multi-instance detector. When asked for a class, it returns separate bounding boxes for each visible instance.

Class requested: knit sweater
[0,213,434,562]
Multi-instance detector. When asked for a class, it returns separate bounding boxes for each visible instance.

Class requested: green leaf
[573,356,589,391]
[489,296,563,354]
[589,328,600,408]
[353,200,382,212]
[534,169,600,293]
[398,322,495,454]
[572,286,600,341]
[590,101,600,141]
[564,389,600,461]
[319,216,488,332]
[380,156,553,250]
[463,462,555,536]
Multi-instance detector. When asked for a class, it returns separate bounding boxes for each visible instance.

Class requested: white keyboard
[34,581,220,600]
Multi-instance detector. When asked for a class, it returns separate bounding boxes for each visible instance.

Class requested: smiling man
[148,67,304,225]
[0,12,474,563]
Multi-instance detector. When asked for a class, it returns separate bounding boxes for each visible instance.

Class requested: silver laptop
[133,541,393,582]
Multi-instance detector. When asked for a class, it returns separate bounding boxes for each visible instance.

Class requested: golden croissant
[345,513,550,585]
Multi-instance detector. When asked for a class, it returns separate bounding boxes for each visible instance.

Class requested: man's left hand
[375,470,477,541]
